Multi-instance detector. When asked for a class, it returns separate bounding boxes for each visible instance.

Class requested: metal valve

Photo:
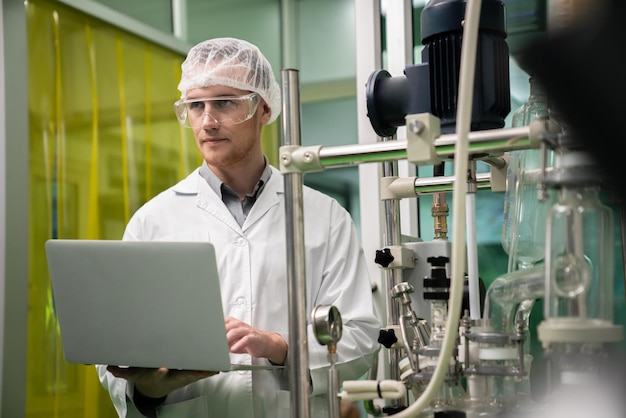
[312,305,343,418]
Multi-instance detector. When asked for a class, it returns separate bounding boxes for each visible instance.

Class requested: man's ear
[260,102,272,125]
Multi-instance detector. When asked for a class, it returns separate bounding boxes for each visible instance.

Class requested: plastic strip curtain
[52,10,65,241]
[49,10,67,418]
[86,24,100,239]
[144,46,153,201]
[25,1,201,416]
[176,58,191,179]
[84,23,101,417]
[115,35,130,224]
[25,2,280,416]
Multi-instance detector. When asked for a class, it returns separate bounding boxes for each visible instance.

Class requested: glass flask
[543,152,614,323]
[539,147,624,407]
[500,150,521,257]
[502,78,555,272]
[483,265,544,334]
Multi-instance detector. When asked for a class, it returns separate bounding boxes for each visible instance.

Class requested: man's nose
[200,111,220,127]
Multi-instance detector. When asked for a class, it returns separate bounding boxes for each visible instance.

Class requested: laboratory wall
[0,0,6,412]
[2,0,30,416]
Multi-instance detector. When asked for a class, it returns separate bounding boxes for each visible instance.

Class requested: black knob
[377,328,398,349]
[375,248,395,268]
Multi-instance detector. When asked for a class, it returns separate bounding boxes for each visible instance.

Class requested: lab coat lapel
[242,167,283,231]
[191,173,243,233]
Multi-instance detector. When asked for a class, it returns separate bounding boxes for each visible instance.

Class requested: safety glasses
[174,93,260,128]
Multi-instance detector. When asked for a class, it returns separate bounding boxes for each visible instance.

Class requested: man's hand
[225,317,288,365]
[106,366,217,399]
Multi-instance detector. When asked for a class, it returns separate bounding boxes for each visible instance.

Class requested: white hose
[387,0,482,416]
[466,192,481,320]
[339,380,406,402]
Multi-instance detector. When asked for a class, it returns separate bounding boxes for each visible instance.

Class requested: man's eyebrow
[186,90,241,99]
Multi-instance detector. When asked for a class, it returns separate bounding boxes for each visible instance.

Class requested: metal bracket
[380,245,415,269]
[405,113,441,166]
[490,153,507,193]
[279,145,324,174]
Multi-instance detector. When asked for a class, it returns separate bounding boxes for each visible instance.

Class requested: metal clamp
[405,113,441,165]
[279,145,324,174]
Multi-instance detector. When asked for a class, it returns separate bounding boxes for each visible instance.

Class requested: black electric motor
[366,0,511,137]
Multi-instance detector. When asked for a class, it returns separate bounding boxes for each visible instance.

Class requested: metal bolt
[408,119,423,135]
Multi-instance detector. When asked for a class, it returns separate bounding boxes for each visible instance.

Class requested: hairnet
[177,38,281,124]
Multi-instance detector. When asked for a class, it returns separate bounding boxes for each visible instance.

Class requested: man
[97,37,381,417]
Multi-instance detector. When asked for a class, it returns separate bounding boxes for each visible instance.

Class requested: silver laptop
[45,239,282,372]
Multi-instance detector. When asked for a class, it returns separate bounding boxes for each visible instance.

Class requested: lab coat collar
[171,166,285,196]
[170,166,286,232]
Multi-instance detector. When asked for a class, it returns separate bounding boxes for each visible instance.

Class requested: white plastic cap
[178,37,281,124]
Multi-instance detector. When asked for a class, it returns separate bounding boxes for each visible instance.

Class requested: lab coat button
[236,297,246,307]
[237,237,246,247]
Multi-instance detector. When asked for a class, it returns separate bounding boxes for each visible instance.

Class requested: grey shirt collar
[198,158,272,226]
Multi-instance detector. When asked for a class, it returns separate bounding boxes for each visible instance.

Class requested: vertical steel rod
[281,68,311,418]
[381,137,403,389]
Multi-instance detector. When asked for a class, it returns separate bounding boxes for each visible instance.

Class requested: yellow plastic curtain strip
[144,46,153,200]
[116,35,130,223]
[86,24,100,239]
[84,23,102,416]
[51,10,64,417]
[52,10,65,240]
[175,58,188,177]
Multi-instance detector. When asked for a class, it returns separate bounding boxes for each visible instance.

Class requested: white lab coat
[97,166,381,418]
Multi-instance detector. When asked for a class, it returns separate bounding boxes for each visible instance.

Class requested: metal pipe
[414,172,492,194]
[436,126,530,146]
[432,163,448,240]
[327,350,340,418]
[281,68,311,418]
[280,0,298,69]
[317,126,532,168]
[381,137,403,396]
[432,192,449,240]
[480,156,507,169]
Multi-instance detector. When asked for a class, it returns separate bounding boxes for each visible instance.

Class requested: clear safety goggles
[174,93,261,128]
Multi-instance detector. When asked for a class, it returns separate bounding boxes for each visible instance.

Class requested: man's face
[185,85,271,169]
